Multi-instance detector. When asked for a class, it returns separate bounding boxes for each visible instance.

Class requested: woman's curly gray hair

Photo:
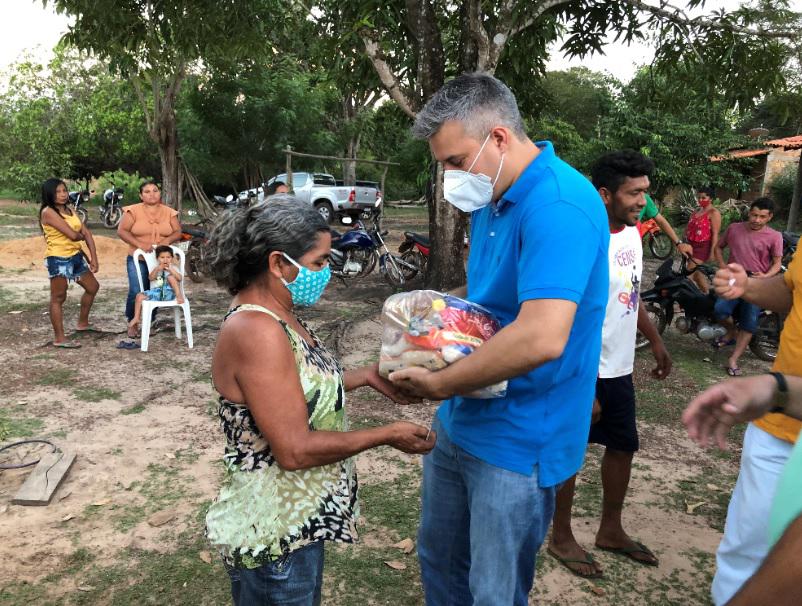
[205,195,329,295]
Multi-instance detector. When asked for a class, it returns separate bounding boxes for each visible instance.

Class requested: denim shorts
[142,286,175,302]
[714,297,761,334]
[45,253,89,281]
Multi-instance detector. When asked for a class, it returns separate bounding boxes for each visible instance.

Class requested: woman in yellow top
[39,178,99,348]
[116,181,181,338]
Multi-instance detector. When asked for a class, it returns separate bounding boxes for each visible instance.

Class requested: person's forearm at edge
[763,255,783,278]
[726,514,802,606]
[158,229,182,246]
[713,243,727,269]
[637,301,663,347]
[82,226,98,265]
[654,213,680,246]
[742,274,793,314]
[449,285,467,298]
[421,301,573,397]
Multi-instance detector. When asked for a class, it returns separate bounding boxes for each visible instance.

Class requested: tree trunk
[425,160,467,290]
[343,132,361,186]
[787,155,802,230]
[156,106,183,213]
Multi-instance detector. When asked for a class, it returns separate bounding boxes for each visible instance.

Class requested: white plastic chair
[132,245,193,352]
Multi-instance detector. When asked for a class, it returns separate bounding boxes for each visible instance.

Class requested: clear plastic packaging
[379,290,507,399]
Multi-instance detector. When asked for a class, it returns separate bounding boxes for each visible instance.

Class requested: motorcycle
[638,218,673,260]
[782,231,799,270]
[394,231,430,282]
[637,257,781,362]
[180,194,245,283]
[100,185,125,228]
[68,187,92,224]
[329,216,403,282]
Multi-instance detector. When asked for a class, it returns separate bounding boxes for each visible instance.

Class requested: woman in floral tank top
[204,197,435,606]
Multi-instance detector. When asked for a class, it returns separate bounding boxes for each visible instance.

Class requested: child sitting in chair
[128,245,184,335]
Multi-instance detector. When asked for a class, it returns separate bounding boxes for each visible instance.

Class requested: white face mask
[443,133,505,213]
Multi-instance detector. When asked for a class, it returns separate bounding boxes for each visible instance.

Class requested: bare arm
[713,239,727,269]
[754,255,783,279]
[708,210,722,262]
[40,208,84,241]
[80,223,99,271]
[637,302,671,379]
[653,213,680,245]
[713,265,793,314]
[449,285,467,298]
[218,314,434,470]
[158,214,182,245]
[390,298,576,400]
[727,514,802,606]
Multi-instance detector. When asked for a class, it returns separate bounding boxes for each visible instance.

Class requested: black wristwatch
[769,372,789,413]
[674,239,686,247]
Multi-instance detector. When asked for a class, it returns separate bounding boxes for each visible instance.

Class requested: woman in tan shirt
[117,181,181,336]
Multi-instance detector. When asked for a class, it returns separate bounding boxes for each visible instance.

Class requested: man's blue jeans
[226,540,324,606]
[125,255,150,321]
[418,417,557,606]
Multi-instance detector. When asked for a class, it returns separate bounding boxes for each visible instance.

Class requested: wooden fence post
[285,146,293,193]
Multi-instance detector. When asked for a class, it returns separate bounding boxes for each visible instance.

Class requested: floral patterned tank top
[205,304,358,569]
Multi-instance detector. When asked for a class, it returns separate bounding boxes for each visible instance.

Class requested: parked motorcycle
[638,218,673,260]
[180,194,248,282]
[68,187,91,224]
[393,231,430,281]
[782,231,799,270]
[100,185,124,228]
[329,216,403,282]
[637,257,781,361]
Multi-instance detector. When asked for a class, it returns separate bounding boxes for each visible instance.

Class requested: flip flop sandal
[53,341,81,349]
[74,326,101,333]
[116,340,140,350]
[713,337,736,350]
[547,548,603,579]
[726,366,743,377]
[596,541,659,567]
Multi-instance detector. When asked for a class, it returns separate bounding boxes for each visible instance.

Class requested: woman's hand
[682,375,776,449]
[361,364,423,404]
[89,258,99,273]
[385,421,436,454]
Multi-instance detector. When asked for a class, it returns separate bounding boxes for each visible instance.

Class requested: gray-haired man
[388,73,609,604]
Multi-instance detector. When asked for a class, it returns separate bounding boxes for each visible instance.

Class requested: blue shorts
[714,297,761,334]
[45,253,89,282]
[141,285,175,302]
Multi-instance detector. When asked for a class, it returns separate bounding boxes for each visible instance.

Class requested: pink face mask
[698,198,711,208]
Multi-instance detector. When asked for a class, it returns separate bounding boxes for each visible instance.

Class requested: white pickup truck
[265,172,381,224]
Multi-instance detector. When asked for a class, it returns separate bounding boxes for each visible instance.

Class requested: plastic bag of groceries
[378,290,507,399]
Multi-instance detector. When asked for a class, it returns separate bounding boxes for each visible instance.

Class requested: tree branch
[508,0,573,38]
[624,0,799,39]
[361,35,416,118]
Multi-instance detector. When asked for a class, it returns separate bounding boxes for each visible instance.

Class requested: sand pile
[0,235,130,275]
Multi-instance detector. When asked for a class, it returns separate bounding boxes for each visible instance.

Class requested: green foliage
[96,169,153,207]
[770,163,799,213]
[0,47,155,200]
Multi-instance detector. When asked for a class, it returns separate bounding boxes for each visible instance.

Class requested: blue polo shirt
[436,141,609,487]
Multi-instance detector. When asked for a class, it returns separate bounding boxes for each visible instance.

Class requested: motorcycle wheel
[648,232,673,260]
[76,207,88,224]
[352,249,378,276]
[103,206,123,228]
[382,254,407,287]
[750,312,781,362]
[399,250,422,280]
[635,303,667,349]
[186,240,206,283]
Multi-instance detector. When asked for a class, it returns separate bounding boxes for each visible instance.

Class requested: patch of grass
[359,470,421,539]
[663,468,735,532]
[383,205,427,218]
[73,386,122,402]
[0,203,39,217]
[121,403,146,415]
[35,368,73,386]
[0,408,44,441]
[0,507,230,606]
[0,285,42,313]
[112,463,197,532]
[0,214,33,226]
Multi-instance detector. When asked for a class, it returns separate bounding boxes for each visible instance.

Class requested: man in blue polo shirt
[389,73,609,605]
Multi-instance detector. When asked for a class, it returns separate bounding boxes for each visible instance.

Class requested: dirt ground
[0,201,771,605]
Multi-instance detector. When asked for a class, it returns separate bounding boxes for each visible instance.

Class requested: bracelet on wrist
[769,372,789,414]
